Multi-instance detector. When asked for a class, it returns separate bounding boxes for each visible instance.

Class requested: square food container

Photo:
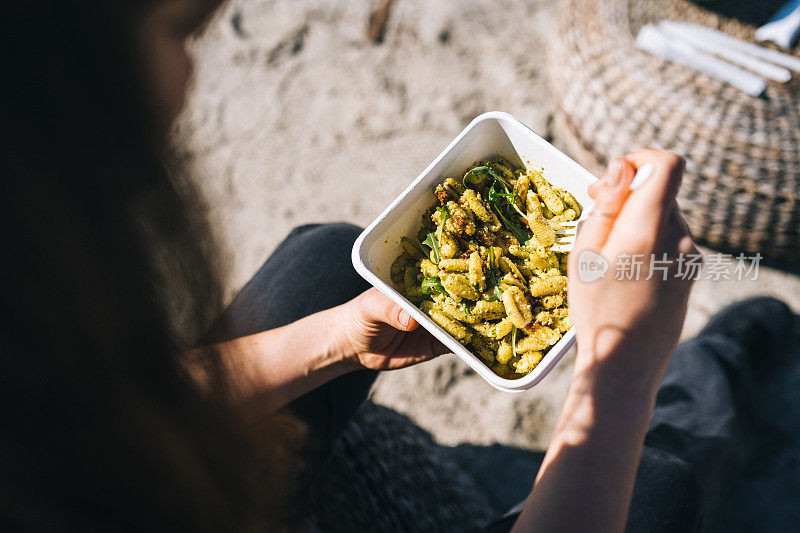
[351,111,597,392]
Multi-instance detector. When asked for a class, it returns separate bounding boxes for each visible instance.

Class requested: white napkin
[636,24,767,96]
[659,21,791,82]
[756,0,800,49]
[662,21,800,72]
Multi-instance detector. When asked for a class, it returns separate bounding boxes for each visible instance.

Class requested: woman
[4,1,445,529]
[4,1,794,531]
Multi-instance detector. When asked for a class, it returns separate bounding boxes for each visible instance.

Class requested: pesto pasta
[391,156,581,379]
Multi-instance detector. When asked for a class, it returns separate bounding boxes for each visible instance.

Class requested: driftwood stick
[367,0,397,44]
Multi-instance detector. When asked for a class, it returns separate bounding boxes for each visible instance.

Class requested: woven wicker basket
[547,0,800,258]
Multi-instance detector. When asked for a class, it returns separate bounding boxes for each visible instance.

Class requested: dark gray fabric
[644,335,753,528]
[208,222,371,337]
[481,444,701,533]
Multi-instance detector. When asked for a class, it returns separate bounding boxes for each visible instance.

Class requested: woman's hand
[204,288,447,410]
[512,151,699,533]
[339,288,449,370]
[569,150,699,393]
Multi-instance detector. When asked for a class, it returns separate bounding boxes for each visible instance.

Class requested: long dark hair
[2,2,297,530]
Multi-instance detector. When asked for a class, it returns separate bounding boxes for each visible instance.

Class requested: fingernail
[398,310,412,329]
[606,159,623,186]
[629,163,655,190]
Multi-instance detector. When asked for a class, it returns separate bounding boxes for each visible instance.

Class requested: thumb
[358,288,419,331]
[575,157,635,250]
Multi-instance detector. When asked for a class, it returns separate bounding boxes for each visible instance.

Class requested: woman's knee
[284,223,363,252]
[207,223,369,340]
[626,446,703,532]
[259,222,369,315]
[278,223,364,280]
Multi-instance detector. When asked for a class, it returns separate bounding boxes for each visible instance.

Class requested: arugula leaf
[491,204,531,245]
[435,205,450,244]
[422,232,441,263]
[462,165,503,189]
[488,181,515,204]
[421,205,450,264]
[493,173,515,191]
[464,164,529,240]
[484,176,532,244]
[421,276,446,295]
[489,179,529,219]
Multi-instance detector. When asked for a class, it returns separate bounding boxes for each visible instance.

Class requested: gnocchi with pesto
[391,157,580,379]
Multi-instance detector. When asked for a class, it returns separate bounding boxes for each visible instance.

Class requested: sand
[175,0,800,461]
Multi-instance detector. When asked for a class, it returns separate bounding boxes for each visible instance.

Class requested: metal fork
[550,164,654,253]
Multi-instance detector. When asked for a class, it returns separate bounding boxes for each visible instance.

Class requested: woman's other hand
[569,149,699,393]
[340,288,449,370]
[510,151,699,533]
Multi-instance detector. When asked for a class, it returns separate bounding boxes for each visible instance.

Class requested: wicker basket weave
[547,0,800,258]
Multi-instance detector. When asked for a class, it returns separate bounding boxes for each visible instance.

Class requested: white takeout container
[351,111,597,392]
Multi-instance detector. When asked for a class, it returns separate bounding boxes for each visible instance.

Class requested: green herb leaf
[487,285,503,302]
[488,181,515,205]
[486,177,532,244]
[491,204,531,245]
[490,168,515,191]
[421,277,446,295]
[435,205,450,244]
[509,202,528,220]
[422,232,441,263]
[463,165,503,189]
[490,181,528,219]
